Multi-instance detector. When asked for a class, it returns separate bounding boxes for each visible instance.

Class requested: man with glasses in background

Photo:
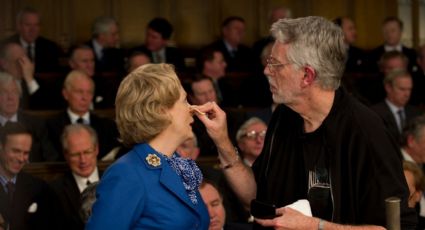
[236,117,267,167]
[50,124,100,230]
[196,16,416,229]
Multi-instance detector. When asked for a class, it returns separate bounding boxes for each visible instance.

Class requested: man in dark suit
[131,17,185,72]
[0,122,60,230]
[333,16,367,73]
[51,124,101,230]
[46,70,119,160]
[410,44,425,106]
[369,16,417,73]
[371,69,423,144]
[0,72,58,161]
[0,41,48,109]
[86,16,125,74]
[199,179,252,230]
[4,7,62,73]
[208,16,254,72]
[68,45,116,108]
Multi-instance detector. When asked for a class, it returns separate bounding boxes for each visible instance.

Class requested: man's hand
[255,207,320,230]
[18,55,35,83]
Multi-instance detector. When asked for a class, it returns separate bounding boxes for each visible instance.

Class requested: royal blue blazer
[86,143,209,230]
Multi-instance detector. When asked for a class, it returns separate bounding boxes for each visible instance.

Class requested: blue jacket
[86,143,209,229]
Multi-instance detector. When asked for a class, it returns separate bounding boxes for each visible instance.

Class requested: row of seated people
[3,7,422,75]
[0,110,269,229]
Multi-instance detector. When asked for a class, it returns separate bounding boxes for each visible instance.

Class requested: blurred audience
[132,17,185,71]
[371,69,422,143]
[370,16,417,72]
[208,16,254,72]
[199,179,252,230]
[333,16,366,73]
[46,70,119,160]
[86,16,125,73]
[0,71,57,161]
[126,50,151,73]
[0,122,60,229]
[0,42,42,109]
[236,117,267,167]
[5,7,62,73]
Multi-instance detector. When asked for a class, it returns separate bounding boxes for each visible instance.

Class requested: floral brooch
[146,153,161,167]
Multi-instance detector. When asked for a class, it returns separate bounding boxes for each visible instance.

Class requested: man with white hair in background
[86,16,124,73]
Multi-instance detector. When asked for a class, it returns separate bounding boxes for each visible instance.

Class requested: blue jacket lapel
[134,143,200,214]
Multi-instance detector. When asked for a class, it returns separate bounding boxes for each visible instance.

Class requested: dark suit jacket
[50,171,95,230]
[6,34,63,73]
[0,172,60,230]
[370,101,423,144]
[17,111,59,162]
[208,40,254,72]
[345,45,367,73]
[46,111,119,160]
[86,40,125,74]
[369,45,417,73]
[131,45,186,72]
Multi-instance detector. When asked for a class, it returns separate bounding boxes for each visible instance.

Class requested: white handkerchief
[27,202,38,213]
[285,199,312,217]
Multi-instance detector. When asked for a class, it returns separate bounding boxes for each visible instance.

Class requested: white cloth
[285,199,312,217]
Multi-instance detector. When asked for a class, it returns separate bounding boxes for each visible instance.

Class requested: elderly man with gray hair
[195,16,417,229]
[86,16,124,73]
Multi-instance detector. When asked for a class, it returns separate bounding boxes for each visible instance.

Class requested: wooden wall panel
[117,0,158,48]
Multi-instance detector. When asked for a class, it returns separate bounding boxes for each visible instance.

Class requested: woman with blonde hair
[86,64,209,229]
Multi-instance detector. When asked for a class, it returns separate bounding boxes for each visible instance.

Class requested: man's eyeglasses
[67,147,96,159]
[266,56,291,74]
[242,130,267,140]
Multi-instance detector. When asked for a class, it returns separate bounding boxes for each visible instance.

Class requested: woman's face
[167,87,194,142]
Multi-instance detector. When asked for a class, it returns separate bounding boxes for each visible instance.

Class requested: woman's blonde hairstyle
[115,64,181,147]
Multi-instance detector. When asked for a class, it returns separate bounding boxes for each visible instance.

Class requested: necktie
[156,53,164,63]
[397,109,405,132]
[27,44,33,61]
[86,180,91,186]
[76,117,84,124]
[6,181,15,204]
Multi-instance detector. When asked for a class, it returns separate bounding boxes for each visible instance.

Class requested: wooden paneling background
[0,0,411,52]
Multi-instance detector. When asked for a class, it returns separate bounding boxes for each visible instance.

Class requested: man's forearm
[216,140,257,210]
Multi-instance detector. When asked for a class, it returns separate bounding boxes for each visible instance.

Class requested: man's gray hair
[236,117,266,141]
[383,68,411,86]
[0,71,22,95]
[270,16,347,90]
[61,124,98,153]
[92,16,117,38]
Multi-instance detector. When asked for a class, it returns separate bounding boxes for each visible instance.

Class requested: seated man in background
[50,124,100,230]
[0,71,57,161]
[126,50,151,73]
[5,7,62,73]
[208,16,254,72]
[199,179,252,230]
[370,16,417,73]
[86,16,124,73]
[132,17,185,72]
[371,69,422,143]
[47,70,119,160]
[236,117,267,167]
[68,44,116,108]
[0,42,44,109]
[0,122,59,229]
